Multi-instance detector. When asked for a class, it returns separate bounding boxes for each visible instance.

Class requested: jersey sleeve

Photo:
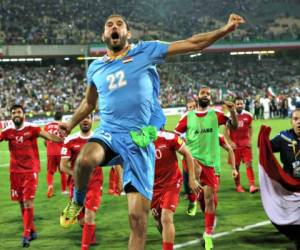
[33,126,42,138]
[172,133,184,151]
[141,41,170,64]
[174,113,188,135]
[216,111,229,126]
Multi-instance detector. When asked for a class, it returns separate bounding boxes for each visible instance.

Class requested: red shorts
[10,172,38,202]
[47,155,61,174]
[232,147,252,166]
[151,180,182,218]
[85,168,103,212]
[195,160,217,188]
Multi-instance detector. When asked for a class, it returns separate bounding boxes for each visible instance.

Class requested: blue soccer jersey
[87,41,169,133]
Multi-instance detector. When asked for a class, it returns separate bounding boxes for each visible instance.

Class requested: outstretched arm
[39,130,62,142]
[168,14,245,57]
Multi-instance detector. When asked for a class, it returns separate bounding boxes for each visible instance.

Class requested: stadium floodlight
[189,52,202,58]
[64,57,70,61]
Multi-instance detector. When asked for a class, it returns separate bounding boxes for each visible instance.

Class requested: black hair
[104,14,130,30]
[10,104,25,113]
[234,96,244,103]
[54,111,63,121]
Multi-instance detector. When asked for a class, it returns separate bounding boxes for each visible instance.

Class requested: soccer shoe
[60,201,75,228]
[203,233,213,250]
[22,237,30,248]
[186,202,197,216]
[29,231,38,241]
[61,190,69,195]
[47,186,54,198]
[60,201,83,228]
[236,185,245,193]
[249,185,259,194]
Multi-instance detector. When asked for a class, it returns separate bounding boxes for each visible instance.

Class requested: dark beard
[198,98,209,108]
[104,36,127,53]
[13,117,23,127]
[80,125,91,133]
[237,109,243,114]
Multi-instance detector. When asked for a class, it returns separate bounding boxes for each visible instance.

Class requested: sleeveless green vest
[186,110,221,173]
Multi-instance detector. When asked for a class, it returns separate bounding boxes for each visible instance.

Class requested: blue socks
[73,186,87,206]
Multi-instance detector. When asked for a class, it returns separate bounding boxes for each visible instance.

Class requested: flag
[267,86,276,97]
[258,126,300,242]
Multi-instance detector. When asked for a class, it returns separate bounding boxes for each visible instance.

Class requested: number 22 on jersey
[107,70,127,90]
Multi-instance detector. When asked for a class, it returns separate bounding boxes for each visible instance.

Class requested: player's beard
[198,98,209,108]
[104,33,127,53]
[236,108,243,114]
[80,124,91,133]
[12,117,24,128]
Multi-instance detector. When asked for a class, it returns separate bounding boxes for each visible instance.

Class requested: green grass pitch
[0,116,295,249]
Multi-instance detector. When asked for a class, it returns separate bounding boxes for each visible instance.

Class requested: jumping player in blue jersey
[60,13,245,250]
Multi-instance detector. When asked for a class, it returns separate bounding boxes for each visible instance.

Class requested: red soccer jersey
[0,122,41,173]
[174,109,229,135]
[61,132,91,170]
[228,110,252,148]
[44,121,63,156]
[153,131,184,190]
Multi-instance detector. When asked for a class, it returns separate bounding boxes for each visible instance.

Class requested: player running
[0,104,62,248]
[224,96,259,193]
[175,87,238,250]
[59,114,103,250]
[44,111,67,198]
[152,130,200,250]
[60,13,245,249]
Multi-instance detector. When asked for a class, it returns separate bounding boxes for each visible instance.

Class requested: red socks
[163,242,174,250]
[246,167,255,186]
[205,212,215,235]
[188,193,198,203]
[81,223,96,250]
[60,172,67,192]
[46,173,53,187]
[23,208,34,238]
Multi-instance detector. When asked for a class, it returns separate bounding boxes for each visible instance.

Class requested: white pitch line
[174,220,271,249]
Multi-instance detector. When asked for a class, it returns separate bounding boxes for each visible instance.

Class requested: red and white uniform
[151,131,184,216]
[228,110,253,165]
[175,110,229,187]
[61,132,103,211]
[44,121,63,173]
[0,122,41,201]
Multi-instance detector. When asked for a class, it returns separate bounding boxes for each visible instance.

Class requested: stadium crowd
[1,0,300,44]
[0,54,299,120]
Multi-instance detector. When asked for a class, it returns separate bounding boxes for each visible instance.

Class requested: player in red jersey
[152,130,200,250]
[175,87,238,249]
[44,111,67,198]
[0,104,62,248]
[59,114,106,250]
[224,96,259,193]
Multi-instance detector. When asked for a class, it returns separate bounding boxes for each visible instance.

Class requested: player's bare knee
[128,212,147,235]
[161,214,173,227]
